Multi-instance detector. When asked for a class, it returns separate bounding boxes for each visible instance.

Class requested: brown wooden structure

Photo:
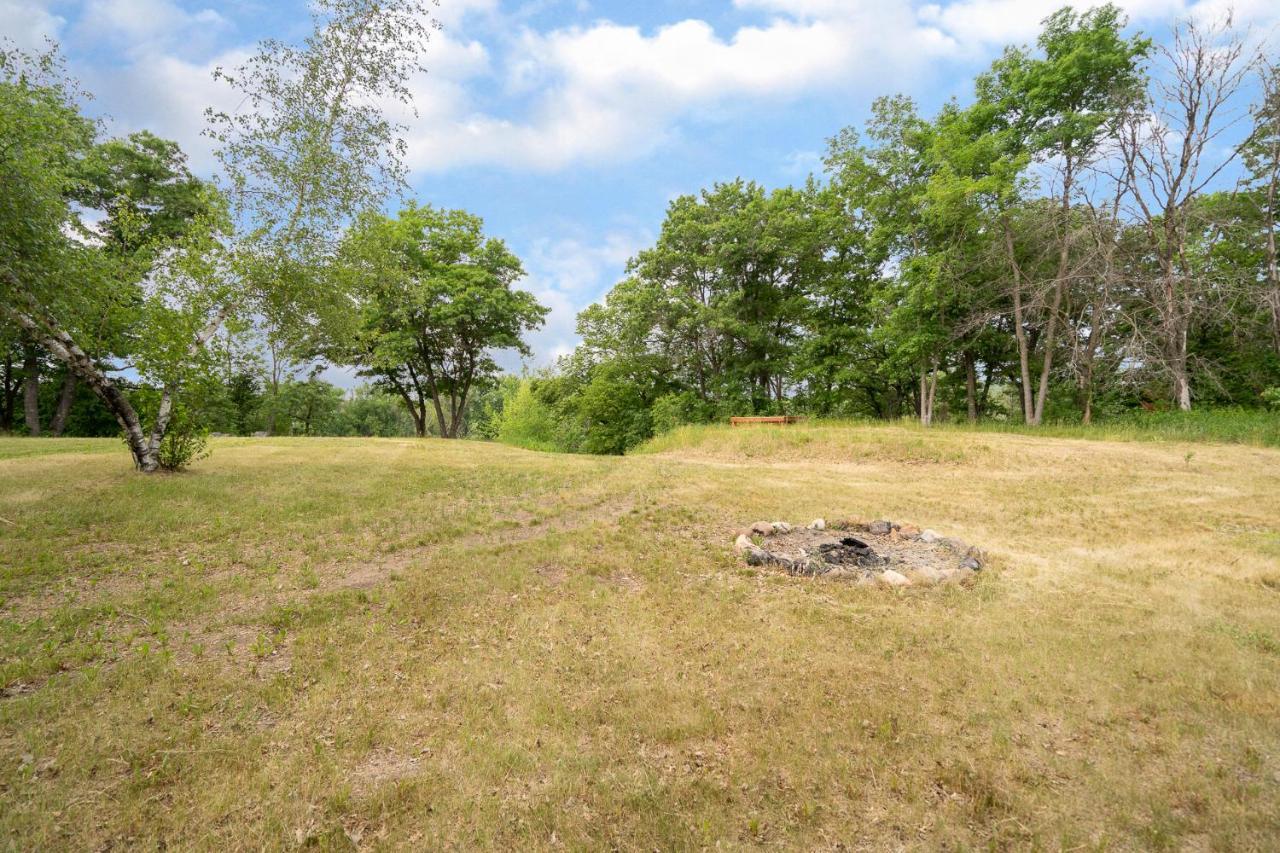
[729,415,806,427]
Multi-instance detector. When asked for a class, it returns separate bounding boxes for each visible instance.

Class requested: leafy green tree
[337,204,547,438]
[328,385,417,437]
[275,373,344,436]
[978,4,1150,424]
[225,371,264,436]
[496,381,557,452]
[2,0,437,471]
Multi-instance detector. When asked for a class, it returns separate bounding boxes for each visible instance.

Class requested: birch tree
[1,0,438,470]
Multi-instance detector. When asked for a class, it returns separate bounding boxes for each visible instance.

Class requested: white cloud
[782,149,823,177]
[501,227,649,368]
[88,48,250,172]
[75,0,228,54]
[525,230,645,293]
[0,0,65,49]
[405,1,948,172]
[913,0,1280,51]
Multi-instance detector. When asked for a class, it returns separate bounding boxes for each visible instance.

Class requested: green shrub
[1263,387,1280,412]
[496,380,564,452]
[651,391,711,435]
[156,407,210,471]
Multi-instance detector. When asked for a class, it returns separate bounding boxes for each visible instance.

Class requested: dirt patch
[350,749,423,795]
[534,562,569,585]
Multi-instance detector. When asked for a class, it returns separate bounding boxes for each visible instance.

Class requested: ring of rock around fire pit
[733,518,984,587]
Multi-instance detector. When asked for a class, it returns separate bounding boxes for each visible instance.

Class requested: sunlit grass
[1,432,1278,848]
[636,408,1280,458]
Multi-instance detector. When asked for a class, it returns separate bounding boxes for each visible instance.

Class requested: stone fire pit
[734,518,984,587]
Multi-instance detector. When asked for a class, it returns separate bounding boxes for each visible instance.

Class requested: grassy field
[1,427,1278,849]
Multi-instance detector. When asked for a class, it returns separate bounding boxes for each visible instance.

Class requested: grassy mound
[638,409,1280,461]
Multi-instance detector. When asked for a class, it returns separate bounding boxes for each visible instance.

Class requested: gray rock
[868,520,893,536]
[807,518,826,531]
[959,555,982,571]
[879,569,911,587]
[734,534,755,554]
[771,521,792,534]
[920,529,942,543]
[912,566,944,584]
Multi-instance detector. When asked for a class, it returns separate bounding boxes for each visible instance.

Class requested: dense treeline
[4,4,1279,465]
[497,7,1280,454]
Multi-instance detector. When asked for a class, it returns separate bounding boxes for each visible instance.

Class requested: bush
[497,380,564,452]
[323,386,416,437]
[155,407,210,471]
[651,391,711,435]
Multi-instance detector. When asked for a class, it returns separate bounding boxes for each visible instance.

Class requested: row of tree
[5,4,1278,465]
[502,6,1279,453]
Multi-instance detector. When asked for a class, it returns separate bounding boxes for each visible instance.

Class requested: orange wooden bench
[729,416,806,427]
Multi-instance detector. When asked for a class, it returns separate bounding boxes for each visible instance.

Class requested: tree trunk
[22,343,40,436]
[1172,348,1192,412]
[50,372,76,436]
[1031,280,1065,425]
[1004,220,1036,425]
[393,385,426,437]
[963,351,977,423]
[0,350,15,431]
[1079,298,1105,426]
[3,291,225,471]
[919,364,938,427]
[6,306,152,467]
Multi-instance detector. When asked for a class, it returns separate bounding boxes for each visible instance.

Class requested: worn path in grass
[1,429,1278,849]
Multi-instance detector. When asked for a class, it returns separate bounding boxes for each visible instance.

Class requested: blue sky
[5,0,1278,375]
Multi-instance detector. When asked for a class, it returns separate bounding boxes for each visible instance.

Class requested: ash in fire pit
[817,536,888,569]
[733,518,984,587]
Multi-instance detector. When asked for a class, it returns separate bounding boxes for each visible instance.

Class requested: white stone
[771,521,792,534]
[807,518,826,530]
[920,529,942,543]
[879,569,911,587]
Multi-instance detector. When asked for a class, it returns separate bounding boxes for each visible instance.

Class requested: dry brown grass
[1,428,1278,849]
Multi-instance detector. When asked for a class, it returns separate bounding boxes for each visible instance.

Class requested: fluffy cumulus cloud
[397,0,1280,173]
[0,0,65,48]
[74,0,228,54]
[404,1,952,171]
[91,49,250,171]
[21,0,1280,178]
